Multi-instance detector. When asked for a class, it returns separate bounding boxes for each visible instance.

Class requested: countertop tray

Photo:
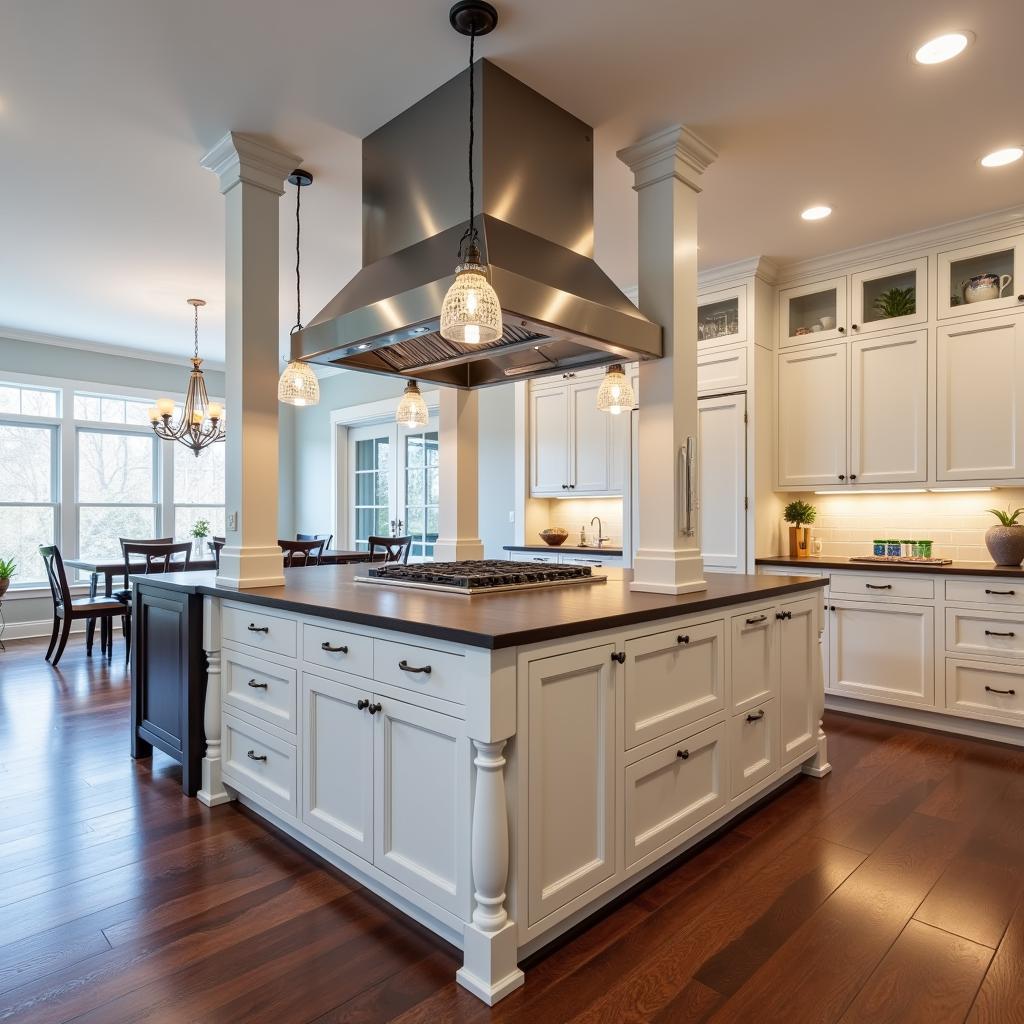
[849,556,953,566]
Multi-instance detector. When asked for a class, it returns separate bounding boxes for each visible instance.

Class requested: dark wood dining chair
[116,541,193,660]
[279,538,326,567]
[297,532,333,551]
[39,545,127,667]
[368,535,413,564]
[210,536,226,569]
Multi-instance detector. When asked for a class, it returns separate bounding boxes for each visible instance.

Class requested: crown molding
[200,131,301,196]
[0,325,227,372]
[699,255,780,290]
[774,203,1024,284]
[617,125,718,192]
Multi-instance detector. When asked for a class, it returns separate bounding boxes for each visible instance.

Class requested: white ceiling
[1,0,1022,363]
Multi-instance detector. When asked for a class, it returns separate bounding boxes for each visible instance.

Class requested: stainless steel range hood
[290,60,662,388]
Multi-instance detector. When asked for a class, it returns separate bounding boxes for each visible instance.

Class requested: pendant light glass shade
[396,381,430,429]
[440,259,502,345]
[596,363,635,415]
[278,359,320,406]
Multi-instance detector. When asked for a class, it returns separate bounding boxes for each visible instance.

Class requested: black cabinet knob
[838,474,846,481]
[611,651,626,664]
[677,634,690,645]
[367,702,382,715]
[676,749,690,760]
[838,326,846,334]
[1018,295,1024,302]
[850,474,857,480]
[357,698,369,711]
[851,324,859,331]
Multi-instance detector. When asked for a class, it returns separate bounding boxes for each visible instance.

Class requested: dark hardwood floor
[1,638,1023,1023]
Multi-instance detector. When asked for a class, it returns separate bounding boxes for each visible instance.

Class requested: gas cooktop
[356,560,606,595]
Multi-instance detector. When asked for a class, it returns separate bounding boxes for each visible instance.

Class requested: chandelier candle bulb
[156,398,176,418]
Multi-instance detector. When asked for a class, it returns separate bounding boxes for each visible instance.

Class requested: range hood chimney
[290,60,662,388]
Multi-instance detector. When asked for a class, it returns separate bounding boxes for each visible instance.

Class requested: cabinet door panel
[851,331,927,484]
[777,344,847,488]
[729,699,779,797]
[528,644,616,924]
[570,380,612,493]
[302,672,373,862]
[730,605,778,713]
[779,276,848,347]
[531,387,570,496]
[699,393,746,571]
[850,257,927,335]
[374,697,470,916]
[937,317,1024,481]
[829,600,934,707]
[698,346,747,394]
[779,597,820,762]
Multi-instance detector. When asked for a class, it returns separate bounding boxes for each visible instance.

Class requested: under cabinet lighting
[913,32,972,65]
[928,486,996,492]
[801,206,832,221]
[813,488,927,495]
[980,147,1023,168]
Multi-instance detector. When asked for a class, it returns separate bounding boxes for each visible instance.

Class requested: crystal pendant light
[149,299,226,457]
[278,169,321,406]
[596,363,635,415]
[396,381,430,429]
[439,1,502,346]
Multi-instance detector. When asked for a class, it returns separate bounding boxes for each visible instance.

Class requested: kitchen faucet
[590,516,610,549]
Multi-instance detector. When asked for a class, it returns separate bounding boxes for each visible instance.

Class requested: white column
[617,126,717,594]
[197,596,233,806]
[201,132,300,589]
[803,607,832,777]
[433,389,484,561]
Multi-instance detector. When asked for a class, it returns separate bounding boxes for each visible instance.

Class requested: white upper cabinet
[937,234,1024,321]
[777,343,848,488]
[937,316,1024,481]
[530,386,571,496]
[850,257,928,336]
[778,276,848,347]
[850,330,928,485]
[699,393,747,571]
[570,378,612,494]
[697,285,747,349]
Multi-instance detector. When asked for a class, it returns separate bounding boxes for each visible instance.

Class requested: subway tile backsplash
[543,497,624,547]
[787,490,1024,563]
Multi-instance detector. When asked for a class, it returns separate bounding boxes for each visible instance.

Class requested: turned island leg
[198,597,233,806]
[803,605,832,778]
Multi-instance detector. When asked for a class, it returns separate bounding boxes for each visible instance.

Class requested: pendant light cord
[294,178,303,332]
[459,26,478,262]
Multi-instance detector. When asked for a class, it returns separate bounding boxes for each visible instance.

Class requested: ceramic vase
[985,525,1024,567]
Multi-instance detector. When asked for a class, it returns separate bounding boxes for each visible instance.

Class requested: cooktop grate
[357,559,606,594]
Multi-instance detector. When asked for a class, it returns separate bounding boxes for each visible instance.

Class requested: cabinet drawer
[560,554,625,569]
[373,639,466,705]
[945,579,1024,607]
[303,622,373,679]
[730,605,779,713]
[223,648,297,732]
[945,659,1024,726]
[946,608,1024,659]
[829,574,933,601]
[623,620,725,750]
[222,602,297,659]
[222,713,297,817]
[624,722,726,867]
[729,700,779,798]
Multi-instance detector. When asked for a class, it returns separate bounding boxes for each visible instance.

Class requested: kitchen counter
[503,544,624,556]
[756,555,1024,578]
[135,563,825,649]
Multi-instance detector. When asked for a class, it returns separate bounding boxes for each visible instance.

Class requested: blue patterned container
[873,540,887,556]
[886,541,902,557]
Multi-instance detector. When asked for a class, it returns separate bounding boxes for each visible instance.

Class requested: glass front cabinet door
[697,285,747,349]
[778,276,848,347]
[849,257,928,336]
[937,235,1024,320]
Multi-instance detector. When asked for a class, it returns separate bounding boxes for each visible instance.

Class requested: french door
[348,417,439,560]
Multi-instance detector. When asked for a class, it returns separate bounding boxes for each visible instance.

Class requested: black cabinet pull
[775,610,793,621]
[746,710,766,722]
[986,589,1016,596]
[745,615,768,625]
[367,702,382,715]
[246,750,267,762]
[357,698,369,711]
[561,484,568,490]
[865,583,892,590]
[247,679,268,690]
[247,623,269,634]
[985,685,1017,695]
[321,641,349,653]
[838,474,845,481]
[677,634,690,645]
[985,630,1016,638]
[850,474,858,481]
[611,651,626,664]
[676,749,690,760]
[399,659,431,674]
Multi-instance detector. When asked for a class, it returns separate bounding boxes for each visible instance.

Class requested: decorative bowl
[539,528,569,547]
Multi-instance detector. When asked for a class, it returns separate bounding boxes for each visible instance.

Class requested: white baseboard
[2,618,88,642]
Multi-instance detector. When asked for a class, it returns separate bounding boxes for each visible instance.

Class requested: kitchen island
[132,564,829,1004]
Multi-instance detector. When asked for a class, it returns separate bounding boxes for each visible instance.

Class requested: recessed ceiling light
[801,205,832,221]
[913,31,972,65]
[980,147,1023,168]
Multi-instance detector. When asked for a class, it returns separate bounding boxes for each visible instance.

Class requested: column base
[801,726,832,778]
[215,545,286,589]
[457,920,524,1005]
[432,538,486,562]
[197,757,233,806]
[630,548,706,595]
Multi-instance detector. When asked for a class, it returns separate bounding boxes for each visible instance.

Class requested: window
[76,430,158,560]
[0,422,58,585]
[404,430,439,559]
[173,443,226,542]
[350,428,392,551]
[74,392,153,426]
[0,382,59,418]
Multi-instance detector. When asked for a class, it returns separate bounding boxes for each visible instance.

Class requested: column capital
[617,125,717,193]
[200,131,301,196]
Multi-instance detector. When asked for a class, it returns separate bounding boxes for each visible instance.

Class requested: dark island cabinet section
[130,581,207,795]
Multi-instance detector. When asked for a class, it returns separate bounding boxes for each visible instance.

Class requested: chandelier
[148,298,225,457]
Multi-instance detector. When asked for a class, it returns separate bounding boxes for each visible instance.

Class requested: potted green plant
[873,286,916,319]
[985,506,1024,566]
[783,500,816,559]
[0,558,16,599]
[190,519,210,558]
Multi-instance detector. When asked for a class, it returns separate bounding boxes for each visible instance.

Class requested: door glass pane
[352,431,392,548]
[78,506,157,560]
[949,248,1015,308]
[0,424,53,501]
[861,270,918,324]
[788,288,837,338]
[697,295,740,342]
[405,430,438,560]
[0,506,55,585]
[77,432,155,503]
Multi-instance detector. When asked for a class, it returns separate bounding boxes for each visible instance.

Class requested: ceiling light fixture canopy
[913,31,972,65]
[596,364,635,416]
[438,1,502,347]
[801,205,832,221]
[980,147,1023,168]
[278,169,321,406]
[396,381,430,429]
[149,299,226,457]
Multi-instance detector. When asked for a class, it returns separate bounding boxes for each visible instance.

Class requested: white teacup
[820,316,835,330]
[811,324,822,332]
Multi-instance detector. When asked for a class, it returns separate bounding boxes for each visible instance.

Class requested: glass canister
[873,539,887,557]
[917,539,933,559]
[886,540,902,557]
[901,539,915,558]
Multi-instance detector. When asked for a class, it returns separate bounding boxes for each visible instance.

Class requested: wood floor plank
[838,920,992,1023]
[967,894,1024,1024]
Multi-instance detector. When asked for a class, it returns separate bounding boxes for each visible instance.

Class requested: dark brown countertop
[136,564,827,649]
[503,544,624,556]
[756,556,1024,578]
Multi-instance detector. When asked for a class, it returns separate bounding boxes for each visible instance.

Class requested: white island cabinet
[186,575,829,1006]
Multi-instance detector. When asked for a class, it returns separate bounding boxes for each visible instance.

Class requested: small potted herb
[0,558,15,598]
[873,286,916,319]
[783,500,816,559]
[190,519,211,558]
[985,506,1024,566]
